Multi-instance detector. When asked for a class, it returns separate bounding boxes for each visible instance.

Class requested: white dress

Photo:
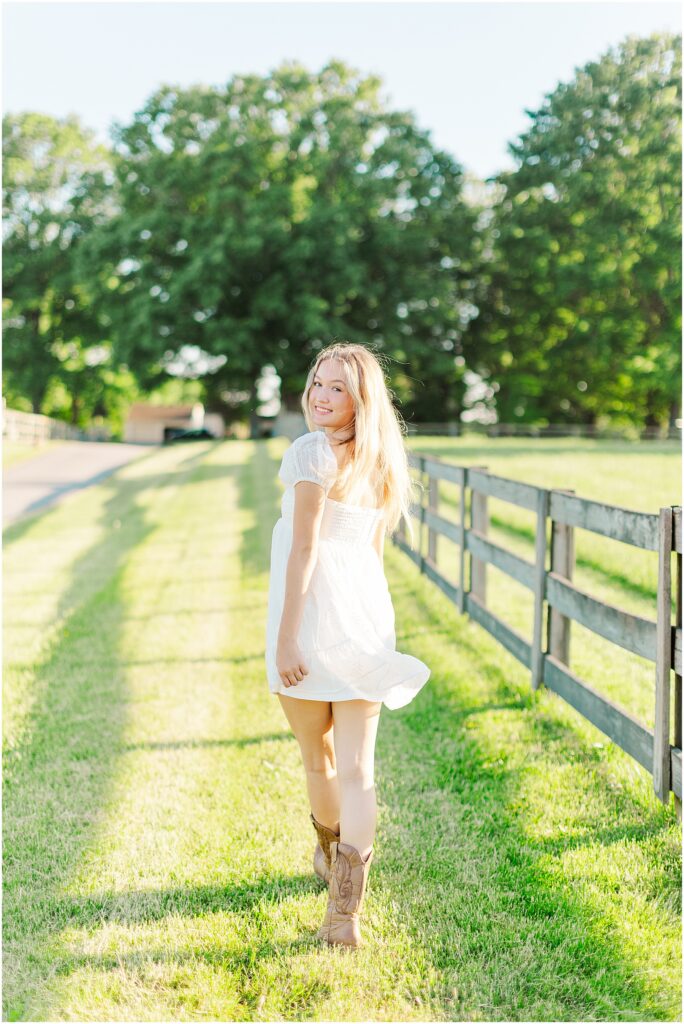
[264,430,431,710]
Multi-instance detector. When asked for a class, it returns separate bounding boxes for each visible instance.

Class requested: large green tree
[2,112,121,422]
[469,32,681,428]
[78,60,478,419]
[4,43,680,432]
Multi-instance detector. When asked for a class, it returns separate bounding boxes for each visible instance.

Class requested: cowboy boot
[315,840,374,948]
[310,813,340,884]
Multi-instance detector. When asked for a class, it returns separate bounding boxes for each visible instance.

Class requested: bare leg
[277,695,340,830]
[332,699,382,859]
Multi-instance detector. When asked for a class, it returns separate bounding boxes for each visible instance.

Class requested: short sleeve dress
[264,430,430,710]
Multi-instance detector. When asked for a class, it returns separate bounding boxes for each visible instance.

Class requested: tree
[2,112,121,423]
[78,60,478,421]
[469,32,681,429]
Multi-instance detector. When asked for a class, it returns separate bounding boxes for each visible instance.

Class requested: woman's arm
[277,480,326,648]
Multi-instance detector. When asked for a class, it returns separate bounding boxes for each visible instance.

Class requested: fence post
[547,489,576,667]
[674,506,682,823]
[418,456,427,574]
[654,506,673,803]
[470,479,489,607]
[400,452,418,549]
[427,474,439,565]
[531,488,550,691]
[458,471,467,614]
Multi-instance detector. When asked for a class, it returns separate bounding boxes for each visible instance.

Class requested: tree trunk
[70,394,81,426]
[669,399,681,430]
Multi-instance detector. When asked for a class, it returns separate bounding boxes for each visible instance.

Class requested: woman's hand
[276,638,309,688]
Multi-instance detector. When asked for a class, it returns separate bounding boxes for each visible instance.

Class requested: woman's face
[310,358,355,432]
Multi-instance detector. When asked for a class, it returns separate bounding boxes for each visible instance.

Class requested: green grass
[3,436,681,1022]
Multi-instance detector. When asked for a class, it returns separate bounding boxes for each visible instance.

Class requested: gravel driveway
[3,440,156,528]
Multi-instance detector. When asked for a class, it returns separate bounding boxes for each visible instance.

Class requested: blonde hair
[300,342,419,543]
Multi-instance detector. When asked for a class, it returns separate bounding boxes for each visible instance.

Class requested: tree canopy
[469,33,681,428]
[2,38,681,433]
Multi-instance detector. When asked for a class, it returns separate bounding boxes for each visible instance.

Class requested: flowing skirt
[264,517,430,710]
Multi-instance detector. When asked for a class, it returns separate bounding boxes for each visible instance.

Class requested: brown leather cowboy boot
[315,840,374,948]
[310,813,340,884]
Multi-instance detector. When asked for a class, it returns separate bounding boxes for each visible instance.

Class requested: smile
[314,406,332,415]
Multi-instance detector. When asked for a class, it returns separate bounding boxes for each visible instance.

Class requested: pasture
[2,436,681,1022]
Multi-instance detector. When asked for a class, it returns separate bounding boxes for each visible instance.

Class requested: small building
[124,403,206,444]
[204,412,226,439]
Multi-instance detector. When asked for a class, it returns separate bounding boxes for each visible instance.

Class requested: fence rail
[2,406,111,443]
[405,422,681,441]
[392,451,682,817]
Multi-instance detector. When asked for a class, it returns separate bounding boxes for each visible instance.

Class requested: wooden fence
[393,452,682,818]
[2,406,111,443]
[405,422,681,441]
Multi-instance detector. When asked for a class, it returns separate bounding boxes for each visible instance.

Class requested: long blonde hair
[300,342,419,542]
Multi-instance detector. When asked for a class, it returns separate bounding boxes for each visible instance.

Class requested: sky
[2,1,681,181]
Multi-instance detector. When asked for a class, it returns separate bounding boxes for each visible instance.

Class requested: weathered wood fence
[393,452,682,818]
[2,405,111,443]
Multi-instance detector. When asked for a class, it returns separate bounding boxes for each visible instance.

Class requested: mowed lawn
[2,436,681,1022]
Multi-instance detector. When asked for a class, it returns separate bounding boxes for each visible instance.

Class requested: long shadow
[54,873,324,927]
[119,733,291,754]
[122,602,264,621]
[374,553,680,1020]
[117,650,268,669]
[31,875,334,1020]
[40,871,334,1020]
[239,437,286,578]
[2,442,220,1020]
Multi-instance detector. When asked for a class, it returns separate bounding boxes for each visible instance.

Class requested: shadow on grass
[119,733,291,754]
[375,545,680,1020]
[43,873,335,1021]
[9,437,673,1021]
[2,442,224,1019]
[55,872,325,927]
[239,437,287,578]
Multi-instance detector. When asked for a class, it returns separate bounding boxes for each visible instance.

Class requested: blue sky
[2,2,681,180]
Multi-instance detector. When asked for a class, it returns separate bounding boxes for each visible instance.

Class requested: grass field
[3,436,681,1022]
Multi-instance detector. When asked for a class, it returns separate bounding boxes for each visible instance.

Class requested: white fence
[2,406,111,444]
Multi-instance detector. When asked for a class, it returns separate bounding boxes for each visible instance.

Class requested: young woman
[264,342,430,949]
